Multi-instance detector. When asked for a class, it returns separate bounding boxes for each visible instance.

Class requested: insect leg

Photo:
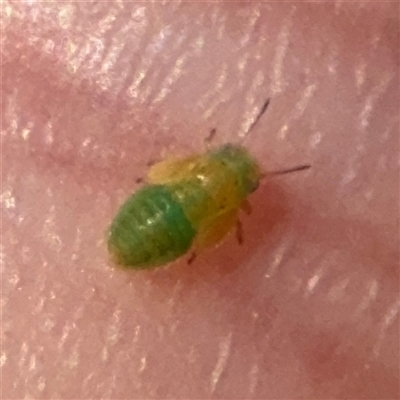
[241,200,252,215]
[236,220,244,245]
[146,147,170,167]
[187,252,197,265]
[204,128,217,150]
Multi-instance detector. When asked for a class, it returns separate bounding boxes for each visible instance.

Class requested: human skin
[2,2,399,399]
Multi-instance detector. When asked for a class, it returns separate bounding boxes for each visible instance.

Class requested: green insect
[107,99,310,269]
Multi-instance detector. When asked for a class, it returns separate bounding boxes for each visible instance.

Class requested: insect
[107,99,310,269]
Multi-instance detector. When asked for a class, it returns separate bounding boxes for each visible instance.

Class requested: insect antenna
[262,164,311,179]
[247,98,271,134]
[240,98,271,143]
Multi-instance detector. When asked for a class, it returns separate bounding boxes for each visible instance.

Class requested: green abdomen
[108,185,196,269]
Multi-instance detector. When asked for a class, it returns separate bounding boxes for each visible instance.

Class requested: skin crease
[2,2,399,399]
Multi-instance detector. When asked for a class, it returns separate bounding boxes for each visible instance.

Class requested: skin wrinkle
[210,332,233,393]
[277,83,318,140]
[2,2,399,399]
[372,297,400,360]
[271,11,293,95]
[359,74,393,130]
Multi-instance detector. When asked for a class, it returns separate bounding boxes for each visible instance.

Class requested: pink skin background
[2,2,399,399]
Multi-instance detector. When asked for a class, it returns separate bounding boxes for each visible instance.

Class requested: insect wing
[147,155,205,184]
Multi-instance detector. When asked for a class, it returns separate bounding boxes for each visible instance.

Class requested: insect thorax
[209,144,261,196]
[167,144,261,228]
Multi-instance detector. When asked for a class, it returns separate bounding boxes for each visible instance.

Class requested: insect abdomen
[108,185,196,268]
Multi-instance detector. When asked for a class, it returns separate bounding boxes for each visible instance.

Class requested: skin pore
[3,2,399,399]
